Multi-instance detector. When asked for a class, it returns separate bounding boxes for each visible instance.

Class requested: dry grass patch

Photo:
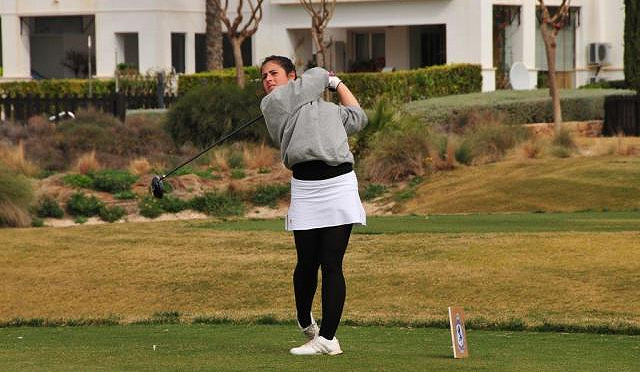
[400,155,640,214]
[0,141,39,176]
[0,221,638,330]
[128,158,153,176]
[243,142,278,169]
[73,150,101,174]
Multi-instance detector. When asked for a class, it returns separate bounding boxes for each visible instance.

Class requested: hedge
[177,66,262,95]
[178,64,482,108]
[0,75,160,97]
[339,64,482,107]
[405,88,636,126]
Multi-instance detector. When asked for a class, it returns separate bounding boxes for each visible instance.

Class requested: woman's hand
[328,72,360,108]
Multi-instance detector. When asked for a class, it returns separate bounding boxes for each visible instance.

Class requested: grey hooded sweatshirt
[260,67,368,170]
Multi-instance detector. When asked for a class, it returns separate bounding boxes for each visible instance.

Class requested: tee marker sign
[448,306,469,359]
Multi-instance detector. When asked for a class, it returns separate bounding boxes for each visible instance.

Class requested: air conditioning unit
[587,43,611,65]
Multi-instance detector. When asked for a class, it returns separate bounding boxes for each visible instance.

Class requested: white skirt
[286,171,367,231]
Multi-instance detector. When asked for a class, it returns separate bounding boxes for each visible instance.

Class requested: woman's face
[261,61,296,94]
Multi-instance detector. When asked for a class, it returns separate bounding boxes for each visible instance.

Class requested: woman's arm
[335,82,360,108]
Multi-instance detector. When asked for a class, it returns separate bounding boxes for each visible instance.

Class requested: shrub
[158,195,188,213]
[62,174,94,189]
[99,205,126,223]
[74,216,88,224]
[464,122,528,164]
[227,146,245,169]
[550,126,577,158]
[31,217,44,227]
[353,100,395,157]
[189,192,245,217]
[231,169,246,179]
[90,169,138,193]
[362,116,433,182]
[35,196,64,218]
[454,140,474,165]
[66,192,104,217]
[138,196,164,219]
[362,183,387,201]
[0,109,181,172]
[166,82,268,148]
[251,184,290,207]
[114,190,137,200]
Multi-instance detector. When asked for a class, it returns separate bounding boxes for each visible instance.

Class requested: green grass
[192,211,640,234]
[1,324,638,372]
[404,88,634,125]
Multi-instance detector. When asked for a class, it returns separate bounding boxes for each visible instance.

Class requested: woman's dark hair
[261,55,297,78]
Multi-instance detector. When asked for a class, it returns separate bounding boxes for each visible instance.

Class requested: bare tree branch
[212,0,265,87]
[299,0,336,69]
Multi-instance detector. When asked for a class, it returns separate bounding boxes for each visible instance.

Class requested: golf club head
[150,175,164,199]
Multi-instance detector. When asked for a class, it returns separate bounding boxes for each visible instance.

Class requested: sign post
[448,306,469,359]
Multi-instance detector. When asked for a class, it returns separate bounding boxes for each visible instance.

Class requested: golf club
[150,114,264,198]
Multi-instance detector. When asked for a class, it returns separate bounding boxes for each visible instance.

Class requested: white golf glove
[328,73,342,92]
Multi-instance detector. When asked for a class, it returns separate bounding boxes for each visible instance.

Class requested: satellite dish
[509,62,530,90]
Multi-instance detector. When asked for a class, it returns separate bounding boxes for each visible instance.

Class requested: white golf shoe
[290,336,343,356]
[298,313,319,341]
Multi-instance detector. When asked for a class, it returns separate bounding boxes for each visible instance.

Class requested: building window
[351,31,385,72]
[222,35,252,68]
[172,33,186,74]
[535,7,579,88]
[115,33,139,72]
[410,25,446,69]
[195,33,252,72]
[195,33,207,72]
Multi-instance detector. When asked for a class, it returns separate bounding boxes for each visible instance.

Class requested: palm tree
[206,0,224,71]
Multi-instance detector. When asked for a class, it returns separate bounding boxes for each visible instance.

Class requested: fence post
[156,72,165,109]
[115,92,126,122]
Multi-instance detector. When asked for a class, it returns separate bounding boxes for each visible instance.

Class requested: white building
[0,0,625,91]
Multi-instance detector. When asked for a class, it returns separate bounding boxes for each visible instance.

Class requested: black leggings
[293,224,353,340]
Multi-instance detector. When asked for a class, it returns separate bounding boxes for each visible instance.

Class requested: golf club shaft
[162,114,264,180]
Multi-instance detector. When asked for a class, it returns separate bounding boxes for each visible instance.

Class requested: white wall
[0,0,626,90]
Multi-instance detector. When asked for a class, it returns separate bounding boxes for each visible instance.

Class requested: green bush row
[139,183,290,219]
[177,64,481,107]
[339,64,482,107]
[63,170,138,194]
[177,67,261,95]
[0,76,159,97]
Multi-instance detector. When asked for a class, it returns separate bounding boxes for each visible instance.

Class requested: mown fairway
[1,213,639,331]
[1,324,639,372]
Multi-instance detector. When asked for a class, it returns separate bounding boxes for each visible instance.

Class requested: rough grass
[399,154,640,214]
[1,219,638,333]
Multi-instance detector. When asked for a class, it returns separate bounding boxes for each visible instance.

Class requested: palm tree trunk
[206,0,223,71]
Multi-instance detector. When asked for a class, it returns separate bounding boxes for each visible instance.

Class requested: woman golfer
[260,55,367,355]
